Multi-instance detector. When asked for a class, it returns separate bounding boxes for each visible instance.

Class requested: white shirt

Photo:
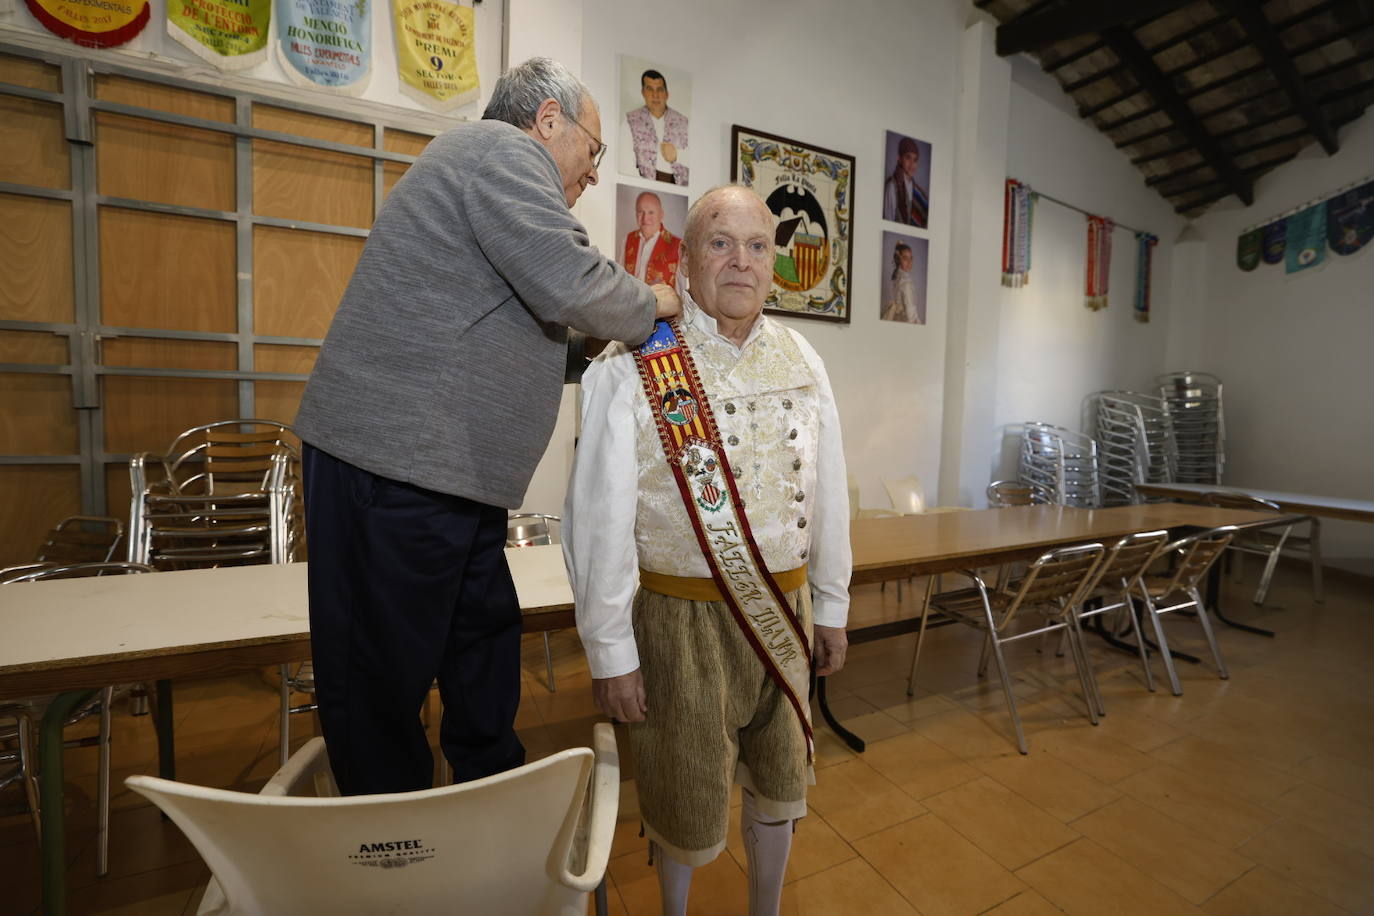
[632,229,660,280]
[564,297,852,679]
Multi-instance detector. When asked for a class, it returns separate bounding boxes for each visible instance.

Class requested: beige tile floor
[2,566,1372,915]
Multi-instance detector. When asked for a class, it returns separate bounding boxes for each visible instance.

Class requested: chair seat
[1140,573,1182,598]
[1232,531,1311,550]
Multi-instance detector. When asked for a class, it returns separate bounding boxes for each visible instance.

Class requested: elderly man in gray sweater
[294,57,679,795]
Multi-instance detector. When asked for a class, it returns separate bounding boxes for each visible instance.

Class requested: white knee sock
[741,790,793,916]
[654,841,693,916]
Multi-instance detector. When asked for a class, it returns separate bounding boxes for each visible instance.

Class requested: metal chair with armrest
[906,543,1106,754]
[1135,527,1237,696]
[1071,530,1171,706]
[0,515,124,583]
[1202,491,1322,605]
[0,561,155,877]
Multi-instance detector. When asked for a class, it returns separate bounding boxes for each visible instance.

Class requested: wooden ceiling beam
[1173,152,1303,213]
[1044,40,1104,74]
[1167,153,1298,203]
[1102,26,1253,204]
[996,0,1194,56]
[1224,0,1339,154]
[1080,8,1373,130]
[1112,42,1373,146]
[1062,10,1233,93]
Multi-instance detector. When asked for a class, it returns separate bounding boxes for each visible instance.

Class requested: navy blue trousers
[302,444,525,795]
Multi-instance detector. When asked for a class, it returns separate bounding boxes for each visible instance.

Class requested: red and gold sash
[633,319,813,759]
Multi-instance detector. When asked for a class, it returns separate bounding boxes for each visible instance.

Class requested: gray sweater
[294,120,656,508]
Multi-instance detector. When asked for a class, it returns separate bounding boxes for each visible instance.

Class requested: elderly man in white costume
[564,185,851,916]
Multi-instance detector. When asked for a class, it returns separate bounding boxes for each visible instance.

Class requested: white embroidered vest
[633,314,820,578]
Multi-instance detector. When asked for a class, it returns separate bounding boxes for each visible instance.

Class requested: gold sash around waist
[640,565,809,602]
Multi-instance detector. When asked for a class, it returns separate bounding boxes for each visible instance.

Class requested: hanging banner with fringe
[1001,179,1034,288]
[1326,179,1374,256]
[24,0,149,47]
[1284,202,1326,275]
[1084,214,1113,311]
[1236,227,1261,271]
[168,0,271,69]
[1133,232,1157,323]
[274,0,372,94]
[1260,220,1286,264]
[391,0,478,111]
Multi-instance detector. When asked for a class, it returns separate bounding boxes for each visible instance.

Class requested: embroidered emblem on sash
[634,320,814,761]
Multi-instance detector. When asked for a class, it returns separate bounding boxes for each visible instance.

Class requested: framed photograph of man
[614,184,689,289]
[730,125,855,324]
[617,55,692,186]
[880,230,928,325]
[882,131,931,229]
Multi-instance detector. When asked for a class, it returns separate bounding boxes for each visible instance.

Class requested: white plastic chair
[882,475,971,515]
[127,724,620,916]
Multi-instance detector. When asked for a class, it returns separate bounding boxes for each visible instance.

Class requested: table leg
[154,679,175,780]
[1309,518,1324,603]
[815,675,864,753]
[1206,557,1275,637]
[594,876,609,916]
[41,689,98,916]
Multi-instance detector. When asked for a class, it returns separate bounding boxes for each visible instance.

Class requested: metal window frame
[0,42,442,514]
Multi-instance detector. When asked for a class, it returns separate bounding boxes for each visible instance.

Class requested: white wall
[525,0,969,516]
[1182,115,1374,573]
[984,56,1185,488]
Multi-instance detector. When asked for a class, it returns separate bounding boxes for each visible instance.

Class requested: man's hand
[593,670,647,722]
[660,141,678,163]
[813,625,848,677]
[651,283,682,320]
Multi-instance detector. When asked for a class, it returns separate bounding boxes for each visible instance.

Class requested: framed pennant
[730,125,855,324]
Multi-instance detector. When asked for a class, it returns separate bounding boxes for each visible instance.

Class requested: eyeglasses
[565,116,607,169]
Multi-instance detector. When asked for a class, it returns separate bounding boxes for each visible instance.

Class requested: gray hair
[483,57,592,128]
[684,184,777,251]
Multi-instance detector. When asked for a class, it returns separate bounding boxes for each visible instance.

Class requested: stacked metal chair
[128,420,301,569]
[126,420,307,765]
[1156,371,1225,484]
[1018,423,1101,507]
[1084,391,1179,506]
[986,479,1053,507]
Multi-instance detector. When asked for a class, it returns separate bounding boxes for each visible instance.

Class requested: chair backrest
[1152,526,1236,596]
[127,728,618,916]
[165,420,297,496]
[2,561,154,583]
[997,542,1104,631]
[882,476,926,515]
[985,479,1050,507]
[508,513,560,547]
[1202,491,1281,514]
[131,433,301,569]
[1083,529,1169,596]
[34,516,124,565]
